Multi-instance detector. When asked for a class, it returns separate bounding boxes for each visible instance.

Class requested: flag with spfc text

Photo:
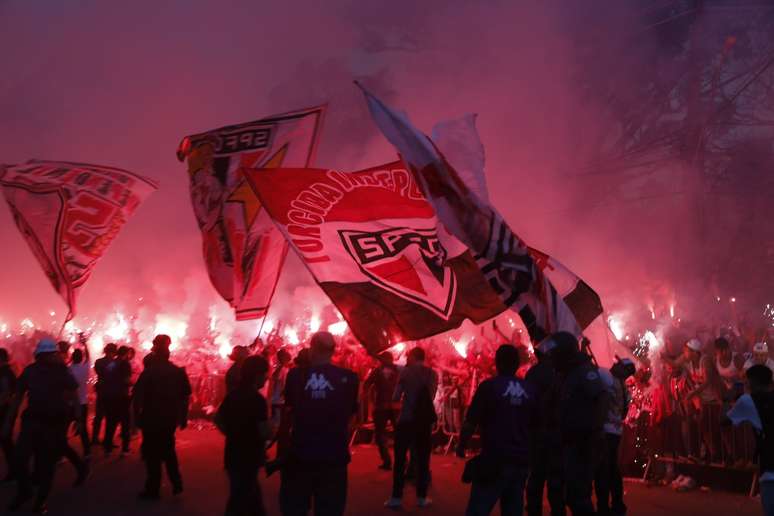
[244,161,505,354]
[176,107,325,320]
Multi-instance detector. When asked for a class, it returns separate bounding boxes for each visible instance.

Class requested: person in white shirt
[69,340,91,458]
[744,342,774,373]
[727,365,774,515]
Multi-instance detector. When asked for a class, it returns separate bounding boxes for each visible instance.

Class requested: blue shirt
[284,363,359,465]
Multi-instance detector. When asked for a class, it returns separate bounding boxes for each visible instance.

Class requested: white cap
[753,342,769,354]
[686,338,702,352]
[34,338,58,356]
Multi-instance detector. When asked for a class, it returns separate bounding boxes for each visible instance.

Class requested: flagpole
[57,310,73,340]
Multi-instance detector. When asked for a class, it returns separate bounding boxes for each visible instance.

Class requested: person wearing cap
[3,338,87,513]
[364,351,399,471]
[545,332,608,516]
[726,365,774,515]
[132,335,192,500]
[457,344,536,515]
[92,342,118,445]
[744,342,774,373]
[279,331,359,516]
[525,344,564,516]
[663,338,722,462]
[226,345,250,395]
[594,358,636,516]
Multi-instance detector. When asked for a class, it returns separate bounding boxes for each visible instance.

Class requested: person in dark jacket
[133,335,191,500]
[525,348,565,516]
[103,345,133,455]
[457,344,536,516]
[92,342,117,445]
[279,332,359,516]
[385,347,438,510]
[0,348,16,482]
[364,351,399,470]
[216,354,273,516]
[543,332,608,516]
[3,338,86,513]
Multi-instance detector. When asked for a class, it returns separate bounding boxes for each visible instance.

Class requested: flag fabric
[243,161,505,354]
[0,160,158,320]
[176,107,325,320]
[358,84,603,342]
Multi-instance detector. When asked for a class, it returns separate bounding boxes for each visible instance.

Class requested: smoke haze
[1,0,768,335]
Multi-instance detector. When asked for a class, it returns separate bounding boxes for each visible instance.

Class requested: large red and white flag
[358,84,603,342]
[244,161,505,354]
[176,107,325,320]
[0,160,158,320]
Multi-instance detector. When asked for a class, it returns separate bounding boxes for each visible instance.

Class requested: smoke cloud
[0,0,768,339]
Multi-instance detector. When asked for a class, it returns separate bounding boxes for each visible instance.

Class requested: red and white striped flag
[358,84,602,342]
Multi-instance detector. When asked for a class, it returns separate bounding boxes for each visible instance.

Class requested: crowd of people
[0,318,772,516]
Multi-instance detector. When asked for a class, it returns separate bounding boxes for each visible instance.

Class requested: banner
[176,107,325,320]
[0,160,158,319]
[244,161,505,354]
[358,84,603,342]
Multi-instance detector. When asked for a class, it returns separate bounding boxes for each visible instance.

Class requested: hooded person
[544,332,608,516]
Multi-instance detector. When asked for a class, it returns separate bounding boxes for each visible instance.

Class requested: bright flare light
[451,337,469,358]
[20,318,35,333]
[607,315,625,341]
[643,330,661,352]
[284,327,300,346]
[391,342,406,353]
[216,335,232,359]
[669,304,675,319]
[310,315,321,333]
[328,320,348,336]
[154,315,188,352]
[259,318,275,335]
[105,313,130,341]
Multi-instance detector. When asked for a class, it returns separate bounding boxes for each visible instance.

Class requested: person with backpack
[385,347,438,510]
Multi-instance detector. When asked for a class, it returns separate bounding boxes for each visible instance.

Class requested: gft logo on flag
[305,373,334,399]
[502,381,528,406]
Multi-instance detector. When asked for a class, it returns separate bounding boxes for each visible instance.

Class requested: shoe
[378,463,392,471]
[172,483,183,496]
[32,500,48,514]
[7,491,33,511]
[137,491,161,501]
[417,497,433,508]
[384,497,402,510]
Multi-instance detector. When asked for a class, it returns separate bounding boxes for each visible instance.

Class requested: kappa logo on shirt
[502,381,528,406]
[305,373,334,399]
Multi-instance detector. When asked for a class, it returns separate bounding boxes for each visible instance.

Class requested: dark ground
[0,426,763,515]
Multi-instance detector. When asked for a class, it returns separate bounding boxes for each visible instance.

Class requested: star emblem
[226,144,289,229]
